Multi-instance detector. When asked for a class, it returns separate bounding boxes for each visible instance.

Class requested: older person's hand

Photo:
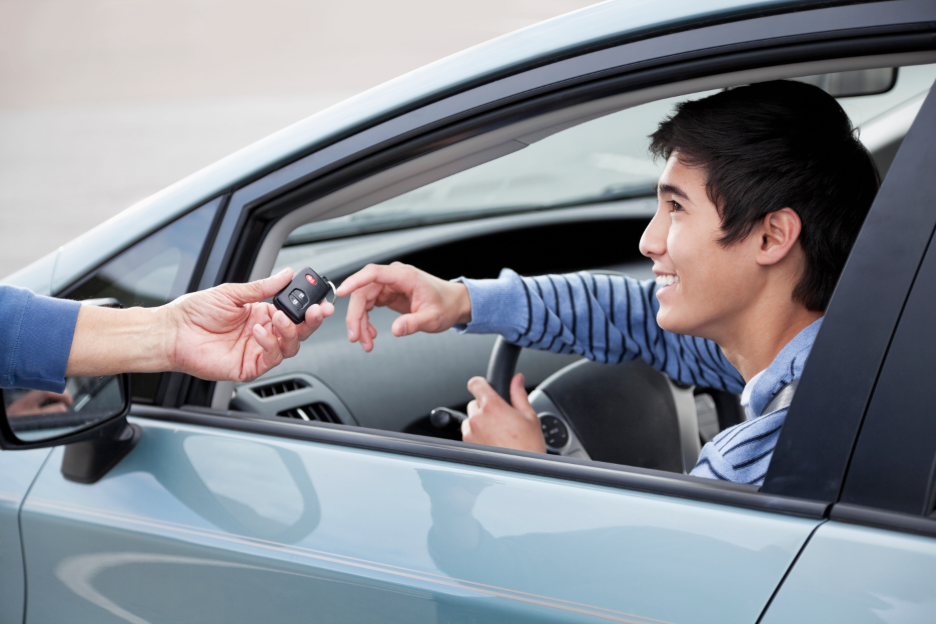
[6,390,73,416]
[66,268,333,381]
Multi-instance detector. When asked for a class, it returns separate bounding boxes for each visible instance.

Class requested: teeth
[655,275,679,287]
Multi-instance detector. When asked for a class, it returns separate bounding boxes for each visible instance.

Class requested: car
[2,0,936,621]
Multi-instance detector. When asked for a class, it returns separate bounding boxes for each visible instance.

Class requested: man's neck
[717,304,823,383]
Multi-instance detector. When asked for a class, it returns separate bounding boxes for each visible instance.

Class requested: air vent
[251,379,309,398]
[277,402,339,424]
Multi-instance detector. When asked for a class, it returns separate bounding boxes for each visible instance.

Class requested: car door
[15,3,936,623]
[760,86,936,623]
[20,419,823,624]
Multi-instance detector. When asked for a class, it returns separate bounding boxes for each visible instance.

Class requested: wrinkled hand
[337,263,472,352]
[166,268,334,382]
[461,374,546,453]
[6,390,73,416]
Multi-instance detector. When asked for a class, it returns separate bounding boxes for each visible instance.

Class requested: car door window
[64,200,219,402]
[285,63,936,245]
[261,63,936,443]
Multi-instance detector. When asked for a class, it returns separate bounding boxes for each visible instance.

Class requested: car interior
[67,52,936,478]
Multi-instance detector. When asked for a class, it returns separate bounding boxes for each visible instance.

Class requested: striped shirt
[456,269,822,486]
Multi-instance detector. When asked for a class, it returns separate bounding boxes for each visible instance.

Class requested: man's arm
[339,263,741,392]
[458,269,744,393]
[338,263,744,453]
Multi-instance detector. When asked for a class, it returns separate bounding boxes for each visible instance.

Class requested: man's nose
[639,210,668,258]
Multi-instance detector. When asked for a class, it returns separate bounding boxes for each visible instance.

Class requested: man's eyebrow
[655,182,689,200]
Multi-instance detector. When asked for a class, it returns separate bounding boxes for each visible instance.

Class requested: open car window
[228,60,936,481]
[285,63,936,245]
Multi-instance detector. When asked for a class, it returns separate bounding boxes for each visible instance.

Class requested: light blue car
[2,0,936,622]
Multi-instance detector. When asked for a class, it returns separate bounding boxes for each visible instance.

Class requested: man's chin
[655,309,691,336]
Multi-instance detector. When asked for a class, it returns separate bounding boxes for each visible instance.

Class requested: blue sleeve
[0,285,81,392]
[456,269,744,393]
[691,408,788,486]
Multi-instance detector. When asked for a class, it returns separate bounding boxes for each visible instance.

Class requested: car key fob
[272,267,336,324]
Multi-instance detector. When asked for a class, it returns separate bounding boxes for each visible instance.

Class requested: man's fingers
[509,373,536,419]
[359,314,374,352]
[391,308,441,337]
[461,417,473,441]
[337,264,409,298]
[226,268,293,306]
[466,376,503,409]
[345,284,381,341]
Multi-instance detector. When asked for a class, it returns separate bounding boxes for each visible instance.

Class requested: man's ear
[755,207,802,266]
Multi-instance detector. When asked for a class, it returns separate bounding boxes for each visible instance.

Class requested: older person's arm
[0,268,332,395]
[65,268,333,382]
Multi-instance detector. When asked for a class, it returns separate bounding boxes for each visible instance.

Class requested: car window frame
[764,82,936,510]
[57,196,227,405]
[820,98,936,537]
[142,3,936,517]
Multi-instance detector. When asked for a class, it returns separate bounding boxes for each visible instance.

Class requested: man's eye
[668,201,683,213]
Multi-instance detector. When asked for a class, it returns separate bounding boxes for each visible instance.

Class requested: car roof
[3,0,825,293]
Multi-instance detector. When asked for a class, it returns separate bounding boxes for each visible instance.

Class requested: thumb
[391,308,441,337]
[226,268,293,306]
[509,373,536,418]
[467,376,503,409]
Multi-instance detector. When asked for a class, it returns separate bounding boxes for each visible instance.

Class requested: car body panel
[21,418,819,624]
[0,447,53,623]
[5,0,923,294]
[760,521,936,623]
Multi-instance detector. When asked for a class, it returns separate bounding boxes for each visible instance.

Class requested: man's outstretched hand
[66,268,334,382]
[337,263,472,352]
[461,374,546,453]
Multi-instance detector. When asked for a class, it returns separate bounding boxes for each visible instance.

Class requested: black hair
[649,79,880,312]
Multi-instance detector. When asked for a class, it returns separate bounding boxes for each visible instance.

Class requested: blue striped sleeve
[456,269,744,393]
[691,408,788,485]
[0,285,81,392]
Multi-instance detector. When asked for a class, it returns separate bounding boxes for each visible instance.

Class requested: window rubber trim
[131,404,829,520]
[831,503,936,538]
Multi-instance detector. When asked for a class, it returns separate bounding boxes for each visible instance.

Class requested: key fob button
[273,267,334,324]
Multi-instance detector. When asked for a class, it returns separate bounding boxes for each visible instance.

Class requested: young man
[336,80,880,485]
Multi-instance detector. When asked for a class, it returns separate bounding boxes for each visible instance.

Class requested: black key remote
[272,267,335,324]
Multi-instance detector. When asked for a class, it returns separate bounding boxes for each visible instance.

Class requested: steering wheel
[485,336,705,473]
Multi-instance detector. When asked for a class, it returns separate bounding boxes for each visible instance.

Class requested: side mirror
[0,374,139,483]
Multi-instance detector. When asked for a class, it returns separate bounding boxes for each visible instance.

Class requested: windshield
[287,63,936,244]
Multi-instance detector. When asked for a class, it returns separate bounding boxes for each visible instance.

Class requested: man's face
[639,155,761,341]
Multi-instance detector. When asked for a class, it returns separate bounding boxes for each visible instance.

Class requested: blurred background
[0,0,601,278]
